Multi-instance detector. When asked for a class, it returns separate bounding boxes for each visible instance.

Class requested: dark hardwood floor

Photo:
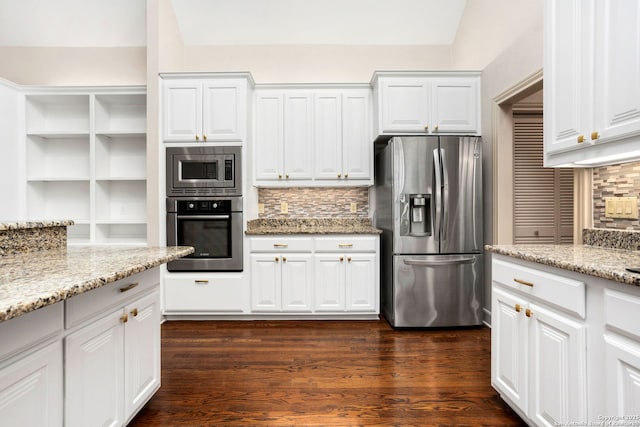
[128,319,525,426]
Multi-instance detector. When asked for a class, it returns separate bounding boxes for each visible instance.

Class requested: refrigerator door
[388,254,483,328]
[390,137,439,254]
[438,136,483,254]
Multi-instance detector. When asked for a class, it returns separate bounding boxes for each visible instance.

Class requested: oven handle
[177,215,231,220]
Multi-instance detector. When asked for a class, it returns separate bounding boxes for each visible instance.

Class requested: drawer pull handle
[131,308,138,317]
[120,313,129,323]
[194,280,209,284]
[273,243,289,248]
[514,278,534,287]
[525,308,533,318]
[338,243,354,248]
[515,304,522,313]
[119,282,139,293]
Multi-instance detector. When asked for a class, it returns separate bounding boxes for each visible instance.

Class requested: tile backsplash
[258,188,369,218]
[593,161,640,230]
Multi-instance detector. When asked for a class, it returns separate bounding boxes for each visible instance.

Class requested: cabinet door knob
[275,256,279,263]
[577,134,585,143]
[340,256,344,262]
[120,313,129,323]
[282,256,287,262]
[278,174,283,179]
[424,125,429,131]
[347,256,352,262]
[591,131,600,140]
[338,173,342,178]
[131,308,139,317]
[434,125,439,131]
[515,303,522,313]
[195,134,200,141]
[344,173,349,178]
[525,308,533,318]
[285,173,290,179]
[203,134,207,141]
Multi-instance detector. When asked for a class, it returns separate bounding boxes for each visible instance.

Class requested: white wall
[0,79,22,220]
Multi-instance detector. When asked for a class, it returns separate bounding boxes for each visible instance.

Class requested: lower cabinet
[249,235,379,317]
[65,289,160,427]
[0,341,63,427]
[491,257,587,426]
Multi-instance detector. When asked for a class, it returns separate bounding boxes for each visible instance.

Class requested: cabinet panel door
[163,81,202,142]
[491,287,528,414]
[284,93,313,179]
[124,291,160,420]
[604,335,640,417]
[595,0,640,144]
[281,254,313,312]
[0,341,63,427]
[202,81,245,142]
[254,93,284,180]
[342,91,371,180]
[380,78,429,133]
[529,303,587,427]
[543,0,594,154]
[314,93,342,180]
[430,78,479,134]
[345,253,377,312]
[65,309,124,427]
[314,254,345,311]
[251,254,281,311]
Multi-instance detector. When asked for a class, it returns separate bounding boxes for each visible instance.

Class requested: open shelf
[95,223,147,245]
[26,135,90,180]
[25,94,90,134]
[95,94,146,134]
[27,181,90,222]
[95,180,146,223]
[67,223,91,245]
[95,134,146,180]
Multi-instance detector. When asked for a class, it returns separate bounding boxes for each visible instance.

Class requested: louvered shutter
[513,113,573,244]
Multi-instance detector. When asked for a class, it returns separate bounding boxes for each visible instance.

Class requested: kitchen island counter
[246,218,382,235]
[0,245,194,322]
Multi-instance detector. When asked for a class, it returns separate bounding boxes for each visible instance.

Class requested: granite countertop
[485,244,640,287]
[0,245,194,322]
[0,220,75,231]
[246,218,382,235]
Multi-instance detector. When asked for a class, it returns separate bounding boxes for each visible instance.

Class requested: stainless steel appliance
[166,197,243,272]
[375,136,483,327]
[166,146,243,271]
[166,146,241,197]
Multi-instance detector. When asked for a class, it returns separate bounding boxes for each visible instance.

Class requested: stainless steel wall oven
[166,146,243,272]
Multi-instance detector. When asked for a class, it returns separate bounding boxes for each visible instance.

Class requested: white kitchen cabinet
[314,90,372,182]
[65,271,161,427]
[491,257,587,426]
[250,250,313,312]
[0,341,63,427]
[24,89,147,245]
[544,0,640,166]
[314,253,377,312]
[162,76,250,143]
[163,273,248,314]
[254,86,373,187]
[371,72,481,137]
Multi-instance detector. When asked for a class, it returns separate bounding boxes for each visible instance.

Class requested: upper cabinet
[253,86,372,187]
[544,0,640,166]
[162,73,253,143]
[371,72,481,138]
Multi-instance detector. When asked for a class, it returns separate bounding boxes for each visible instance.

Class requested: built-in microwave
[166,146,241,197]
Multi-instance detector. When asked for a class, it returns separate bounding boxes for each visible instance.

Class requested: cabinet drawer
[249,237,313,252]
[314,236,378,252]
[0,302,63,363]
[492,258,585,318]
[605,289,640,341]
[163,274,248,313]
[65,269,159,329]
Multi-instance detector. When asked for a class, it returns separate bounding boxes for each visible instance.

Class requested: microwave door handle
[178,215,231,220]
[433,148,442,243]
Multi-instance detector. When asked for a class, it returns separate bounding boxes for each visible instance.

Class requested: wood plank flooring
[128,320,525,426]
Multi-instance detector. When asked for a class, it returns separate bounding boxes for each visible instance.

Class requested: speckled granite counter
[0,245,194,322]
[0,219,74,256]
[246,218,382,235]
[485,244,640,287]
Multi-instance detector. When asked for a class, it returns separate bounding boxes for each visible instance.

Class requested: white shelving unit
[24,88,147,245]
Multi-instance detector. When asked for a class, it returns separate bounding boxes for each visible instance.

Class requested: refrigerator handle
[403,257,476,266]
[440,148,449,242]
[433,148,442,242]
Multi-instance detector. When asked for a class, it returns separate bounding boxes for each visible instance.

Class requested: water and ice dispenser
[399,194,431,236]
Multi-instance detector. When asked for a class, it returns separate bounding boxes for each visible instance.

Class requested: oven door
[167,212,243,271]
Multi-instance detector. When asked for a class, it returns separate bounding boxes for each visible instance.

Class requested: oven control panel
[177,200,232,214]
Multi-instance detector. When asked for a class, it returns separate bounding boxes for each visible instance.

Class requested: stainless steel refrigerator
[374,136,483,328]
